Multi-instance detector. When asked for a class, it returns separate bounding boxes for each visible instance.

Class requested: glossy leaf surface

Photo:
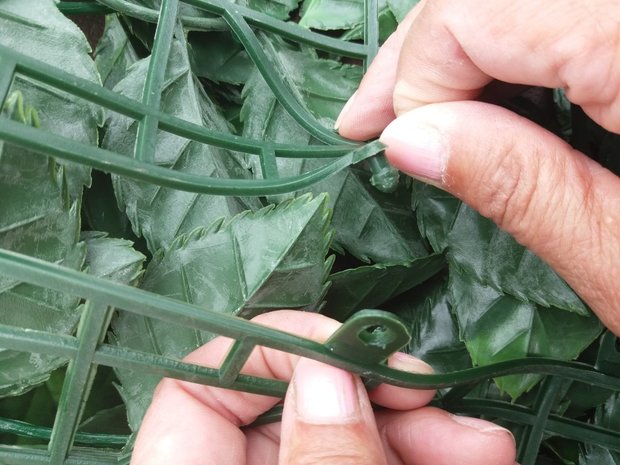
[413,183,588,314]
[322,254,445,320]
[258,33,361,126]
[448,205,588,314]
[0,94,84,397]
[81,232,145,286]
[579,393,620,464]
[95,14,140,90]
[112,194,333,430]
[449,270,601,398]
[104,35,261,253]
[389,278,472,374]
[240,66,426,263]
[0,0,101,197]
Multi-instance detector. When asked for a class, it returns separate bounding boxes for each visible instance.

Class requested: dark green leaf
[448,204,588,314]
[386,0,420,22]
[0,0,102,198]
[103,35,261,253]
[188,31,254,85]
[0,93,85,397]
[258,33,362,126]
[307,165,428,263]
[413,183,586,314]
[339,7,398,43]
[240,62,425,263]
[411,182,461,253]
[112,194,333,430]
[388,278,472,374]
[95,15,140,90]
[81,231,145,286]
[248,0,300,19]
[579,393,620,465]
[322,254,445,321]
[299,0,388,31]
[449,269,602,398]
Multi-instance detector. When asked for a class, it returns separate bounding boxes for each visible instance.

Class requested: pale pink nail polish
[294,358,359,424]
[380,119,447,182]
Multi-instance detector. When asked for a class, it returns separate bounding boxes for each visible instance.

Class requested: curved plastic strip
[0,119,383,195]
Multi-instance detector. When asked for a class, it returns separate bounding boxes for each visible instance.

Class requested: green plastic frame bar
[0,249,619,465]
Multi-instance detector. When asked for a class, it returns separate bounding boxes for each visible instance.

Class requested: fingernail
[294,358,360,424]
[379,118,446,182]
[450,415,515,440]
[390,352,434,374]
[334,90,357,130]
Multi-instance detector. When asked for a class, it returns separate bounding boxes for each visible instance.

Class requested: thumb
[279,358,386,465]
[380,101,620,335]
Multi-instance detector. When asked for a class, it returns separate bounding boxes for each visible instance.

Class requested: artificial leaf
[322,254,445,321]
[0,0,102,198]
[412,183,588,314]
[188,31,254,85]
[386,0,420,22]
[240,66,424,263]
[240,67,313,204]
[449,269,602,398]
[307,165,428,263]
[104,35,261,253]
[579,393,620,464]
[95,14,140,90]
[248,0,300,20]
[340,7,398,43]
[0,93,85,397]
[258,33,362,126]
[387,278,472,374]
[411,182,461,253]
[300,0,388,31]
[448,204,588,314]
[112,194,333,430]
[81,231,145,286]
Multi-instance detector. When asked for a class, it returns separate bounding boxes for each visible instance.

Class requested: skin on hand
[131,310,517,465]
[337,0,620,335]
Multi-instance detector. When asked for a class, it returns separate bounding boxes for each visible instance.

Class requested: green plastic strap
[49,302,113,465]
[0,118,382,195]
[0,446,119,465]
[0,56,15,107]
[2,249,620,392]
[516,377,564,465]
[57,2,114,15]
[0,417,126,446]
[325,310,410,364]
[134,0,180,162]
[97,0,368,57]
[449,398,620,452]
[0,45,355,156]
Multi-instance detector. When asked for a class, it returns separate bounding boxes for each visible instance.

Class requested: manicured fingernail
[380,118,446,182]
[294,358,359,424]
[334,90,357,130]
[450,415,515,440]
[389,352,434,374]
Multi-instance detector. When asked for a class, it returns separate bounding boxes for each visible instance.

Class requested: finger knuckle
[475,139,544,236]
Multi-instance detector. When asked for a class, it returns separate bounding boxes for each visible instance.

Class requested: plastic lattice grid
[0,1,619,464]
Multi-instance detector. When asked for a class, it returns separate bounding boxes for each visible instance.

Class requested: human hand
[336,0,620,335]
[131,310,517,465]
